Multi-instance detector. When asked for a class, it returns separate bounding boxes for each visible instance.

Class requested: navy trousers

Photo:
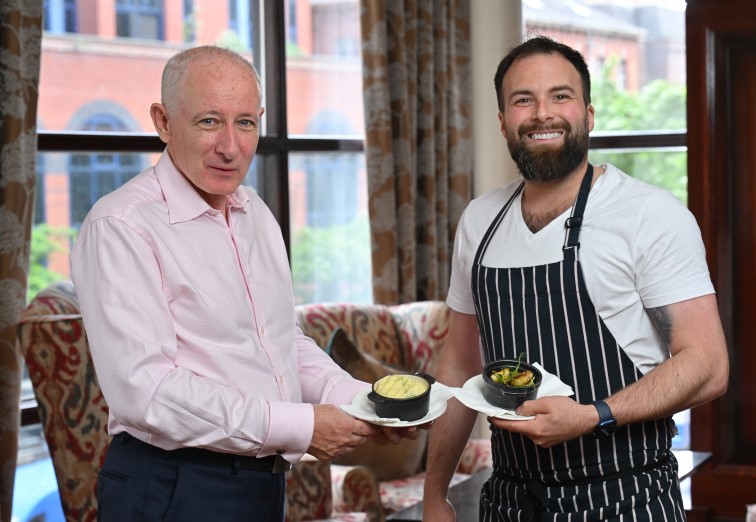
[96,433,286,522]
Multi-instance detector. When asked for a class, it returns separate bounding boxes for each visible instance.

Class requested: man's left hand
[489,396,596,447]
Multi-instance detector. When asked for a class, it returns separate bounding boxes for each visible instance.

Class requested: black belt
[114,432,293,474]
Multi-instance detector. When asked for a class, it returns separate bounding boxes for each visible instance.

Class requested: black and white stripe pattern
[470,168,684,521]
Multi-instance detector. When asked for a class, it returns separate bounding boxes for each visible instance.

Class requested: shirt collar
[154,150,250,224]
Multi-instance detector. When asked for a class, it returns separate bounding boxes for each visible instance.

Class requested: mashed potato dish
[373,374,429,399]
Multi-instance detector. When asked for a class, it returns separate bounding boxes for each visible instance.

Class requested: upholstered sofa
[19,281,491,522]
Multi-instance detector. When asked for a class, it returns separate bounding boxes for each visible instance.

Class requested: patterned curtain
[0,2,42,520]
[360,0,472,305]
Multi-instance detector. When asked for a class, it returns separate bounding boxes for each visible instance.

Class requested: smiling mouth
[528,131,563,141]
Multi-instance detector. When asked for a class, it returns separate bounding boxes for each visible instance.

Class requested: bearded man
[421,36,728,521]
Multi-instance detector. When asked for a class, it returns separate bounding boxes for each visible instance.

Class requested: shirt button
[278,375,284,385]
[259,326,265,335]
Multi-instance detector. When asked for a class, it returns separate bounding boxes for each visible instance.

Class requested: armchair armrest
[456,437,492,475]
[331,465,384,522]
[285,457,333,522]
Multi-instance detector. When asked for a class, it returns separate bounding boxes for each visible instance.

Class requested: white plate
[340,383,452,427]
[449,363,574,421]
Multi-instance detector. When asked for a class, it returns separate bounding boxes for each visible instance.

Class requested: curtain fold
[360,0,472,305]
[0,2,42,520]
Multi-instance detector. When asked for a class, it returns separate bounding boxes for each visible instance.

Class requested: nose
[532,98,552,122]
[215,125,240,158]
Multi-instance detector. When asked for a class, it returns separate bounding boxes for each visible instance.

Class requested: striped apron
[472,165,685,521]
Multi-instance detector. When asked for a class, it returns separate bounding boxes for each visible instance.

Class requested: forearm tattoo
[648,305,673,346]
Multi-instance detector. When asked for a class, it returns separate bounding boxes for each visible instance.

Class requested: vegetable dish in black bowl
[482,357,542,411]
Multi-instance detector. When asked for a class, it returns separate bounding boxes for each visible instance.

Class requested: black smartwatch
[591,400,616,437]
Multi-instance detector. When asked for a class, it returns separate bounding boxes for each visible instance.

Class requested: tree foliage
[590,57,688,203]
[28,224,75,302]
[290,216,372,304]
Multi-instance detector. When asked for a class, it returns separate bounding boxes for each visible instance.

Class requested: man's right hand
[307,404,378,460]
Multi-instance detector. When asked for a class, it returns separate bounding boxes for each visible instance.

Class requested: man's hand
[308,404,379,460]
[489,396,596,447]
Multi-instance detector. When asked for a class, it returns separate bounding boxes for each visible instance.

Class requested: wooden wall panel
[686,0,756,519]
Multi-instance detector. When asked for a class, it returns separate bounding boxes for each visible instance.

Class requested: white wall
[470,0,523,197]
[468,1,524,437]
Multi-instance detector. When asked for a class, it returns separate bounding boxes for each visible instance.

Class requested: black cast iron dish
[482,359,542,411]
[367,373,435,422]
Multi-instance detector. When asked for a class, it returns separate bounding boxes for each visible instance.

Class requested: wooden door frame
[686,0,756,519]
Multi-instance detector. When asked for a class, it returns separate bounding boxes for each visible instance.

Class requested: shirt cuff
[259,401,314,461]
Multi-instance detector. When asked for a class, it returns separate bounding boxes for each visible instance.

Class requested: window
[116,0,164,40]
[44,0,77,33]
[69,115,144,227]
[228,0,253,49]
[184,0,196,42]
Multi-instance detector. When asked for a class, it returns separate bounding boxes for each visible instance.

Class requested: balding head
[161,46,262,115]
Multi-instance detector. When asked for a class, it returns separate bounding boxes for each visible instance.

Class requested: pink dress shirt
[70,151,367,463]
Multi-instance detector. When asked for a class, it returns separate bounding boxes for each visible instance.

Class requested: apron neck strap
[562,163,595,261]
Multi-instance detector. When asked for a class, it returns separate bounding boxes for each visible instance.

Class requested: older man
[71,45,411,522]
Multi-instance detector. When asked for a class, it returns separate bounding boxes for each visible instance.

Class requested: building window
[227,0,253,49]
[68,115,144,227]
[183,0,196,42]
[616,58,628,91]
[44,0,77,33]
[116,0,164,40]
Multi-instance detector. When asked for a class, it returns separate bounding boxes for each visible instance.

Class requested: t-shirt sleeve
[447,205,478,314]
[635,190,715,308]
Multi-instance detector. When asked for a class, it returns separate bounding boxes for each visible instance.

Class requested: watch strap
[591,399,616,436]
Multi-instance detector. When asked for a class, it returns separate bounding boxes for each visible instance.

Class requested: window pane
[588,149,687,205]
[527,1,686,133]
[285,0,364,137]
[289,152,372,304]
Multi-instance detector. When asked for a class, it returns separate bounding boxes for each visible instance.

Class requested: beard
[507,116,590,183]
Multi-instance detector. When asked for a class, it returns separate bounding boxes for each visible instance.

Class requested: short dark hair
[494,35,591,112]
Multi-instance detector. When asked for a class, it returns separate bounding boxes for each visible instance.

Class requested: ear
[587,103,595,133]
[150,103,171,144]
[498,111,508,140]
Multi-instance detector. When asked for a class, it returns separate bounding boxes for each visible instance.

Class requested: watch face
[597,422,616,437]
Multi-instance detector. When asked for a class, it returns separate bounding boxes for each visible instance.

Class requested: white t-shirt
[447,164,714,374]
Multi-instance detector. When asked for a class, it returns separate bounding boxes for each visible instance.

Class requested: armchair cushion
[325,327,401,383]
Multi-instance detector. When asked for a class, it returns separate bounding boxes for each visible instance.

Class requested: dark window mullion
[262,0,290,255]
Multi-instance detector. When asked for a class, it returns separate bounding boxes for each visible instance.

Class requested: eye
[198,118,217,126]
[513,97,532,106]
[238,119,257,128]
